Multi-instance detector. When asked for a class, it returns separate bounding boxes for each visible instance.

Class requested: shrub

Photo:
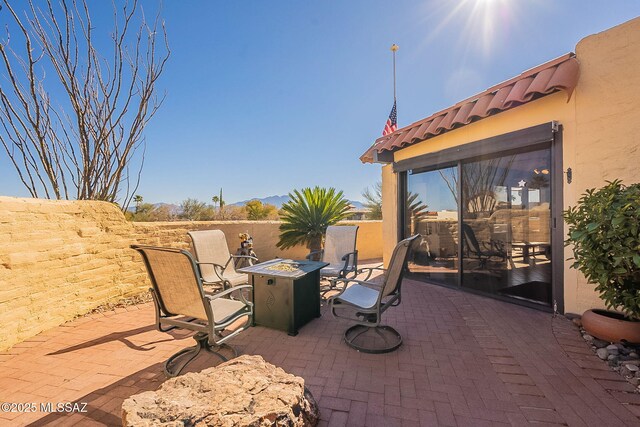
[564,180,640,319]
[277,187,351,254]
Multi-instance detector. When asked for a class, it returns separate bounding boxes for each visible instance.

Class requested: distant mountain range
[230,195,290,208]
[231,195,365,210]
[126,202,180,214]
[131,196,365,213]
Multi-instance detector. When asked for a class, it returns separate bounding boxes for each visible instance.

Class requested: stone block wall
[132,220,383,263]
[0,197,382,351]
[0,197,147,351]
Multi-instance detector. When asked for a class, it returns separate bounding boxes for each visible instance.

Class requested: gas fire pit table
[238,259,328,336]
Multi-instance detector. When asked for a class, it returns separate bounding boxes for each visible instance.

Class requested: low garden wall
[0,197,382,351]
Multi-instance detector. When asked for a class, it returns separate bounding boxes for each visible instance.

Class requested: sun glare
[417,0,520,59]
[466,0,515,56]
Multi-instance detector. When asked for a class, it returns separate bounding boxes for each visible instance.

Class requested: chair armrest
[205,284,254,302]
[340,250,358,269]
[356,265,384,281]
[348,279,383,291]
[306,250,323,261]
[196,261,227,281]
[196,261,226,268]
[231,254,259,261]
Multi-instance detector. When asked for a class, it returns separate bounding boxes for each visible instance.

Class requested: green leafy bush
[277,187,351,254]
[564,180,640,319]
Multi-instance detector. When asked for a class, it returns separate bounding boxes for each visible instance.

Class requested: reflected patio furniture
[188,230,258,291]
[131,245,253,377]
[511,241,551,265]
[306,225,359,298]
[328,234,420,353]
[462,223,507,269]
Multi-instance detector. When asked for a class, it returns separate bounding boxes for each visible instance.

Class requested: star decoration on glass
[518,179,527,187]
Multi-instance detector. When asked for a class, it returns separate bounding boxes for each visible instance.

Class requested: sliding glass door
[403,146,553,307]
[460,148,552,306]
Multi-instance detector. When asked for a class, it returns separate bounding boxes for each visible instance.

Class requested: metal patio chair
[307,225,359,299]
[328,234,420,354]
[132,245,253,377]
[188,230,258,291]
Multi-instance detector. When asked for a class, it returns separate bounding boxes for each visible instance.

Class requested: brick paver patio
[1,279,639,426]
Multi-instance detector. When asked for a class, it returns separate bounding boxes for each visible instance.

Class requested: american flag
[382,100,397,136]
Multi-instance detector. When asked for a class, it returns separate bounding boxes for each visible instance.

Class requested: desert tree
[244,200,277,221]
[179,198,215,221]
[125,202,174,222]
[0,0,169,210]
[439,156,515,215]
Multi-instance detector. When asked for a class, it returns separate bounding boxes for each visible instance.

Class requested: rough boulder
[121,355,319,426]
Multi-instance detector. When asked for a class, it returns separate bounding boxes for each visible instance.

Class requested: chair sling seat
[332,284,380,310]
[210,298,249,324]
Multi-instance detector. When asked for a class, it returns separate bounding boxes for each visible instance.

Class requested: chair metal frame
[132,245,254,377]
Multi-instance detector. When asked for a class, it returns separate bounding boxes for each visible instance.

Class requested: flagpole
[391,44,398,101]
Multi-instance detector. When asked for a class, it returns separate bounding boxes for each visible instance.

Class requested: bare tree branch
[0,0,169,209]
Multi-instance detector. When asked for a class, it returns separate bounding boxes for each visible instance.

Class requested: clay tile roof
[360,53,579,163]
[451,102,475,127]
[467,93,494,120]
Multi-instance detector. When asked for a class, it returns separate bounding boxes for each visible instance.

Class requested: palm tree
[277,187,351,256]
[133,195,143,213]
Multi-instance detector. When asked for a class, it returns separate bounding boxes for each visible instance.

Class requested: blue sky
[1,1,640,205]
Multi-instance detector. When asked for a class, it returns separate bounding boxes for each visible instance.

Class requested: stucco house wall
[569,18,640,313]
[381,17,640,315]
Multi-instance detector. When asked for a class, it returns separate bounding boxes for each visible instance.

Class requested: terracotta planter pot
[581,309,640,344]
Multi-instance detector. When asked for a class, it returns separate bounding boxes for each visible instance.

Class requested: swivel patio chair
[307,225,359,299]
[188,230,258,291]
[132,245,253,377]
[328,234,420,353]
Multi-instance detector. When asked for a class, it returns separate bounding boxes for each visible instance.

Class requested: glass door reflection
[406,166,459,287]
[461,148,552,306]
